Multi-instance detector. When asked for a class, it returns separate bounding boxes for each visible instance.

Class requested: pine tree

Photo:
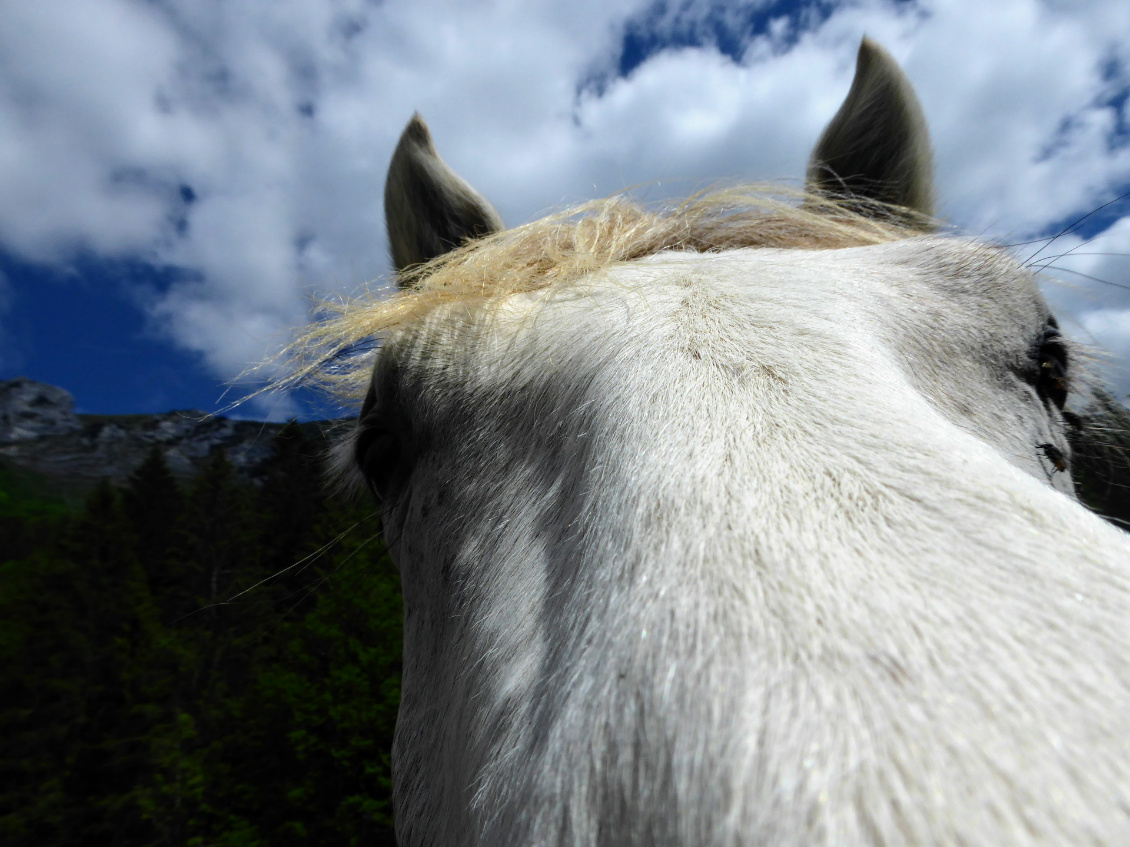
[122,445,183,588]
[254,423,330,583]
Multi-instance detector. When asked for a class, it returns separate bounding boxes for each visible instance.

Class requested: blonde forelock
[278,186,923,403]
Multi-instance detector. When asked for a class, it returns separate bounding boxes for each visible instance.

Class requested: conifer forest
[1,426,400,845]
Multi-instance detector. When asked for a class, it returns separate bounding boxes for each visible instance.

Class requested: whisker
[1030,264,1130,293]
[179,512,382,622]
[274,529,387,624]
[1025,190,1130,266]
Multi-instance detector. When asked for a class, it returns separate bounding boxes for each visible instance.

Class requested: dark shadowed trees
[0,430,400,845]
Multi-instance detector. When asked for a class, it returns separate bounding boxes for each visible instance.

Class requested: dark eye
[356,425,401,502]
[1030,320,1069,410]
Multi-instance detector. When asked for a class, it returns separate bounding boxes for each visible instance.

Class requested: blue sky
[0,0,1128,420]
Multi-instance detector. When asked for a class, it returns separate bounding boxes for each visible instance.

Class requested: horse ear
[806,38,935,220]
[384,113,504,279]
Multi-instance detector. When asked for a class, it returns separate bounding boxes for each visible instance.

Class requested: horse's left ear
[384,113,504,280]
[806,38,935,220]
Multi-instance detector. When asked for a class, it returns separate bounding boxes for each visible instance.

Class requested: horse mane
[284,186,923,403]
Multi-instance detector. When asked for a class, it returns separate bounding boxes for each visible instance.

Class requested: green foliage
[0,428,400,845]
[0,459,74,519]
[253,534,401,845]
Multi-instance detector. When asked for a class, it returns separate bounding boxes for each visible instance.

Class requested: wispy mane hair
[281,186,924,403]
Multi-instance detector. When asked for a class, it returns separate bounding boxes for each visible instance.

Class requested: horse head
[324,38,1130,846]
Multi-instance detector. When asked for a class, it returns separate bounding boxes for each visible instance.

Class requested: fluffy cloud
[1,0,1129,403]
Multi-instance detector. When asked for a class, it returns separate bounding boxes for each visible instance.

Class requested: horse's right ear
[384,114,504,280]
[806,38,935,221]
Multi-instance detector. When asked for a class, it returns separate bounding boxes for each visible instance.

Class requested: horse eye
[1031,323,1068,410]
[357,427,401,501]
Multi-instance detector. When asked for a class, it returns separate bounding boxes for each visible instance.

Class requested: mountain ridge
[0,377,340,504]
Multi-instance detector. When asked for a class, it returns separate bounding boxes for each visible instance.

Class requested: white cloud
[1079,309,1130,397]
[0,0,1129,399]
[900,0,1130,236]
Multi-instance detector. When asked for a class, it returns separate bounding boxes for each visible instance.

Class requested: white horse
[300,38,1130,846]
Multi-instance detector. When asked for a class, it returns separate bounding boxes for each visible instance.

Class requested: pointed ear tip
[856,37,893,69]
[401,113,433,147]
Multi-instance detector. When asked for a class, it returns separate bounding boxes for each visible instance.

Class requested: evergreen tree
[254,423,330,582]
[180,447,257,619]
[122,445,183,589]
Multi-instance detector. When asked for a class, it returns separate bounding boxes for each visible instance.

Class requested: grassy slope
[0,461,77,518]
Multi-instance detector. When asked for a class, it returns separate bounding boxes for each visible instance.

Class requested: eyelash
[1032,323,1069,410]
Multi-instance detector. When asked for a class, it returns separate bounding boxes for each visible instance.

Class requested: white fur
[369,239,1130,845]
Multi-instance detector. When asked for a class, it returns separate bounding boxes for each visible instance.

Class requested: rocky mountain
[0,378,83,442]
[0,377,340,498]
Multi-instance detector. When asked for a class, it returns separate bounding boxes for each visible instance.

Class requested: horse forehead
[628,237,1036,317]
[388,237,1040,426]
[483,236,1038,361]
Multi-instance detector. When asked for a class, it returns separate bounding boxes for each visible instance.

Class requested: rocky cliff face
[0,377,336,489]
[0,378,83,442]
